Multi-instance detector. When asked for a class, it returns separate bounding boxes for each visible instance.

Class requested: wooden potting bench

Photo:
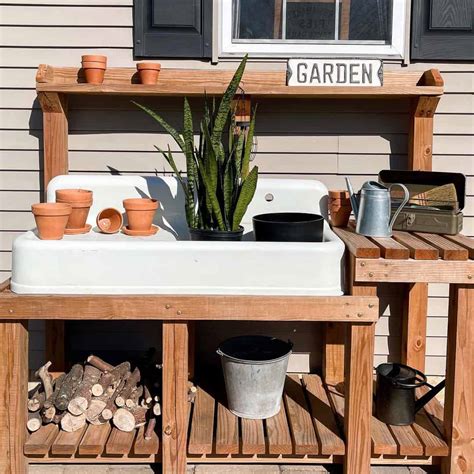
[1,65,465,474]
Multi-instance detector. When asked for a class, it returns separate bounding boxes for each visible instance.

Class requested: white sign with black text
[287,59,383,87]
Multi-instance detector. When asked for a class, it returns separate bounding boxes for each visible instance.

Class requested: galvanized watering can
[375,363,446,426]
[345,177,409,237]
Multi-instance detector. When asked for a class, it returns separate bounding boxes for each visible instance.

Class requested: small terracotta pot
[96,208,123,234]
[82,66,106,85]
[32,203,72,240]
[56,189,93,233]
[328,190,352,227]
[82,61,107,69]
[81,55,107,65]
[123,198,158,231]
[137,63,161,85]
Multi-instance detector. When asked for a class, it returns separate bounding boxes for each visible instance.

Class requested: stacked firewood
[27,355,161,435]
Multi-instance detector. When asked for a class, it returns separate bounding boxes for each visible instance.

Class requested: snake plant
[132,56,258,232]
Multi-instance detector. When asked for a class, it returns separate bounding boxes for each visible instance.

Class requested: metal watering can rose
[346,177,410,237]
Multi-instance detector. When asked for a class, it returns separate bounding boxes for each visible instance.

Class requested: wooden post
[0,321,28,473]
[344,322,375,474]
[162,322,189,474]
[37,90,69,373]
[442,285,473,474]
[401,282,428,372]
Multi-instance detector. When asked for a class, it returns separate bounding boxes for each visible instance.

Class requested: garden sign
[287,59,383,87]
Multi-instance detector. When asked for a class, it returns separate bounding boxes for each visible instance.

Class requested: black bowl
[252,212,324,242]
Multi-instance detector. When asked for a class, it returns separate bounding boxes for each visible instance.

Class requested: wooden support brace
[442,285,473,474]
[0,321,28,473]
[162,322,189,474]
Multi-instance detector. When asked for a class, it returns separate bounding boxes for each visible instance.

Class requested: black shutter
[411,0,473,60]
[134,0,212,58]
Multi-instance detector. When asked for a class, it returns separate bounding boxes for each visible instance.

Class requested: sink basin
[11,175,345,295]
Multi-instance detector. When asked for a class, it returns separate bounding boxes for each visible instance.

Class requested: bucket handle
[391,367,427,389]
[216,339,294,357]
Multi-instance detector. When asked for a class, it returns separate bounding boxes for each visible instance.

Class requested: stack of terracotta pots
[137,63,161,85]
[82,55,107,84]
[56,189,93,234]
[328,190,352,227]
[32,203,72,240]
[123,198,159,236]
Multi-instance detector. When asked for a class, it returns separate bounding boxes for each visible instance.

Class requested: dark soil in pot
[189,227,244,241]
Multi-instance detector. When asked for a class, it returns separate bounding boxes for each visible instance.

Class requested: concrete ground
[29,464,437,473]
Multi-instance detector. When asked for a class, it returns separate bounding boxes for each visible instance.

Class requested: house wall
[0,0,472,377]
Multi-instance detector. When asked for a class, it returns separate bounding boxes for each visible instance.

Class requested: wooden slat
[389,425,424,456]
[51,425,87,456]
[444,234,474,259]
[36,66,444,98]
[188,386,215,455]
[332,226,381,258]
[302,374,344,455]
[370,237,410,260]
[240,418,265,455]
[371,413,398,456]
[24,424,59,456]
[133,424,159,456]
[105,428,135,455]
[78,422,111,456]
[414,233,469,261]
[284,375,318,455]
[416,386,444,435]
[392,231,439,260]
[215,401,239,455]
[265,400,293,455]
[412,409,449,457]
[0,294,378,322]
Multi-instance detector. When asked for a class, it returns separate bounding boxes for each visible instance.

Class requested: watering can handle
[388,183,410,232]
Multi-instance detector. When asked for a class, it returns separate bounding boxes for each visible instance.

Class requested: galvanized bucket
[217,335,293,419]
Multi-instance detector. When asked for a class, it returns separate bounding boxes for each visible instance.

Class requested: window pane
[232,0,393,43]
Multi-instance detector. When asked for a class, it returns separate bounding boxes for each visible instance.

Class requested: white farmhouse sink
[11,175,345,295]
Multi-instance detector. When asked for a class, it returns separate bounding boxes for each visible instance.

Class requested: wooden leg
[344,322,375,474]
[401,282,428,372]
[442,285,473,474]
[162,322,189,474]
[0,321,28,474]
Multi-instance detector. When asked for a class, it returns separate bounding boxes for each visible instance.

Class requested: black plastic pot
[189,226,244,241]
[252,213,324,242]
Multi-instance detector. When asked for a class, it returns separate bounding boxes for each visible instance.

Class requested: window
[220,0,407,58]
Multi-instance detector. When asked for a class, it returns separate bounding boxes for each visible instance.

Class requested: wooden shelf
[36,65,444,99]
[186,374,448,464]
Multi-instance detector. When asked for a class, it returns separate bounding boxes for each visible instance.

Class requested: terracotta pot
[81,61,107,69]
[82,65,106,84]
[329,197,352,228]
[56,189,93,233]
[96,208,123,234]
[123,198,158,231]
[32,203,72,240]
[81,55,107,65]
[137,63,161,85]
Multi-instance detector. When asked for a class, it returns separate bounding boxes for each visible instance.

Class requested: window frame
[219,0,407,59]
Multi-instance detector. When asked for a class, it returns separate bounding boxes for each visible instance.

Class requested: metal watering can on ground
[375,363,446,426]
[346,177,409,237]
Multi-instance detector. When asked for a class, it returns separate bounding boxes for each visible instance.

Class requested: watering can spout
[414,379,446,414]
[345,177,358,220]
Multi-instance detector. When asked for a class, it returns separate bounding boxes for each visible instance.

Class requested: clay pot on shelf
[328,190,352,227]
[136,63,161,85]
[56,189,93,235]
[123,198,158,236]
[81,55,107,84]
[32,203,72,240]
[96,208,123,234]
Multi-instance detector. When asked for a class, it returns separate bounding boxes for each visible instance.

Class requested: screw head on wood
[468,274,472,280]
[165,304,171,309]
[8,309,13,313]
[368,303,374,308]
[360,262,365,267]
[177,310,182,315]
[357,312,363,318]
[368,272,374,277]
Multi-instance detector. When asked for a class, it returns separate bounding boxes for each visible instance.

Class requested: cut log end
[91,384,104,397]
[27,412,42,432]
[68,396,88,416]
[61,412,86,433]
[113,408,136,432]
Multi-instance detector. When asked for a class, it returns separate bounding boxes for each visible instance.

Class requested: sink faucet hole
[265,193,274,202]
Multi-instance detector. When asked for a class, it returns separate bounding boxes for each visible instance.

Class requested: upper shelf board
[36,65,444,99]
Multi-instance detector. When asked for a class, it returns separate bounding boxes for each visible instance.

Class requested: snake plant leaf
[210,55,248,160]
[232,165,258,231]
[234,132,244,181]
[183,98,196,223]
[132,101,185,152]
[241,105,257,178]
[223,156,234,221]
[201,121,218,195]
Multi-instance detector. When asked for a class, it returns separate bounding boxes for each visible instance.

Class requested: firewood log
[85,399,107,424]
[86,354,114,372]
[28,390,46,412]
[34,361,53,399]
[91,361,130,396]
[68,365,101,415]
[144,417,156,440]
[188,383,197,403]
[153,402,161,417]
[113,406,147,432]
[27,411,42,432]
[55,364,84,411]
[125,385,143,408]
[52,410,65,425]
[42,373,65,411]
[141,386,153,407]
[61,412,86,433]
[91,372,113,397]
[115,367,140,407]
[98,374,129,422]
[42,406,56,424]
